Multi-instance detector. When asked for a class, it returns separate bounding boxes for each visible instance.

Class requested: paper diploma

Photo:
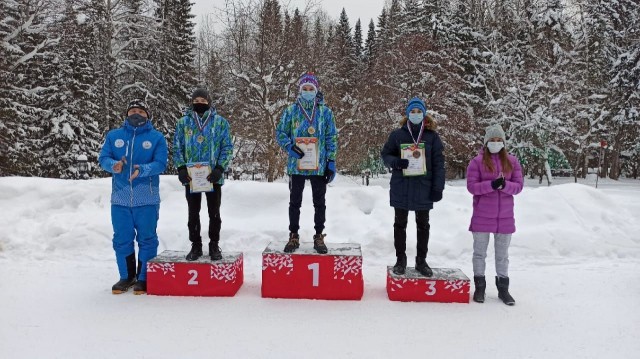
[401,143,427,177]
[187,162,214,193]
[296,137,319,171]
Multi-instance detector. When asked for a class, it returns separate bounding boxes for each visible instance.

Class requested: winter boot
[473,276,486,303]
[392,254,407,275]
[313,233,328,254]
[496,276,515,306]
[415,257,433,277]
[209,241,222,261]
[185,242,203,261]
[112,254,137,294]
[284,232,300,253]
[133,280,147,295]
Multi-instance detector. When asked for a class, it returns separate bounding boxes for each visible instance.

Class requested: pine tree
[364,19,376,68]
[353,19,363,61]
[152,0,197,171]
[0,0,59,176]
[41,0,103,178]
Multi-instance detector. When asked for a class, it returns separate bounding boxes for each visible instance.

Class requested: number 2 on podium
[188,269,199,285]
[308,263,319,287]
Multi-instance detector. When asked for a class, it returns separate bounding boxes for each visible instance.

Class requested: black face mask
[193,103,210,115]
[127,114,147,127]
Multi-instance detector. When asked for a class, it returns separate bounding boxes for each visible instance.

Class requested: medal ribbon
[296,99,317,127]
[407,121,425,150]
[194,111,212,132]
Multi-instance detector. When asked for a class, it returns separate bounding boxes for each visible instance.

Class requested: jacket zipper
[129,128,137,207]
[496,156,501,231]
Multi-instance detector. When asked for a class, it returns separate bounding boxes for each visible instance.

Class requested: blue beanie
[406,97,427,118]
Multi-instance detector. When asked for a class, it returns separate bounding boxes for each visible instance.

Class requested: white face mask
[408,112,424,124]
[487,141,504,154]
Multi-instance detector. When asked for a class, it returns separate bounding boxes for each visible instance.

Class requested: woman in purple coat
[466,124,523,305]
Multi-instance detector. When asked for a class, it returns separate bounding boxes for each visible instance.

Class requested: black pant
[289,175,327,234]
[393,208,430,259]
[185,185,222,244]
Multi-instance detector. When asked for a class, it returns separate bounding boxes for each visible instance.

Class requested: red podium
[387,267,470,303]
[146,250,243,297]
[261,242,363,300]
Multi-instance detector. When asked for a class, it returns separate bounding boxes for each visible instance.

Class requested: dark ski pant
[393,208,430,259]
[289,175,327,234]
[185,185,222,244]
[111,204,159,281]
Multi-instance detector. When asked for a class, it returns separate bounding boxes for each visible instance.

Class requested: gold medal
[308,126,316,135]
[413,150,421,159]
[197,135,204,143]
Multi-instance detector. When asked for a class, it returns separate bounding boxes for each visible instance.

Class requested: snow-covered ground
[1,175,639,358]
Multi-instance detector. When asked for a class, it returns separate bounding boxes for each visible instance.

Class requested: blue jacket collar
[123,118,153,133]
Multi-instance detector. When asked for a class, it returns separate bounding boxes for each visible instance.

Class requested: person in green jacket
[173,88,233,261]
[276,73,338,254]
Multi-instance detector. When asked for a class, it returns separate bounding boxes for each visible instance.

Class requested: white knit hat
[484,124,506,145]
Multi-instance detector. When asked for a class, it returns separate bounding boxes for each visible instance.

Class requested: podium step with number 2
[147,250,243,296]
[261,242,364,300]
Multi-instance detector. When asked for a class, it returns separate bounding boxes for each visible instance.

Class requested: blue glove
[325,160,336,183]
[287,144,305,159]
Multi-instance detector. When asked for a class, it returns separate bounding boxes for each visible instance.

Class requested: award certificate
[296,137,319,171]
[187,162,214,193]
[401,143,427,177]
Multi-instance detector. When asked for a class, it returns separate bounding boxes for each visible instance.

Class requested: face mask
[127,114,147,127]
[193,103,209,115]
[408,112,424,124]
[487,141,504,154]
[300,90,317,102]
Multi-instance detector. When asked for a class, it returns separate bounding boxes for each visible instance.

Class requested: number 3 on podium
[308,263,319,287]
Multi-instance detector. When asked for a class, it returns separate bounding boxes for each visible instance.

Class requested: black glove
[207,165,224,183]
[430,190,443,202]
[324,160,336,184]
[393,158,410,170]
[491,177,505,190]
[178,166,191,185]
[288,144,305,159]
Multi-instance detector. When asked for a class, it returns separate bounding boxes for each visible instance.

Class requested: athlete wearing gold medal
[276,72,338,255]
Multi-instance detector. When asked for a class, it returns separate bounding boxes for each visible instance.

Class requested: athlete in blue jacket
[99,99,168,295]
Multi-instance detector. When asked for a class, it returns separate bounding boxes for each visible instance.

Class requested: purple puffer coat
[466,152,523,234]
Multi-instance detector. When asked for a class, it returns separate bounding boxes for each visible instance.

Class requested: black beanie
[191,88,210,103]
[126,99,150,118]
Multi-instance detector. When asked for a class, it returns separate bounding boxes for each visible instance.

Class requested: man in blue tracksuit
[99,99,168,295]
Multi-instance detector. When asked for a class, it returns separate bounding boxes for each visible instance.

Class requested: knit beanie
[298,72,320,92]
[406,97,427,118]
[126,99,150,118]
[484,124,506,145]
[191,88,210,103]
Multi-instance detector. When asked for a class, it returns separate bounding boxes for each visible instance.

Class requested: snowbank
[1,176,638,261]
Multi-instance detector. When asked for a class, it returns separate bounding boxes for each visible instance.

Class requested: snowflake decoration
[263,253,294,275]
[333,256,362,280]
[147,262,176,278]
[210,256,243,283]
[445,279,468,294]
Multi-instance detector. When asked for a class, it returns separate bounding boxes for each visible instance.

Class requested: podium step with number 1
[261,242,364,300]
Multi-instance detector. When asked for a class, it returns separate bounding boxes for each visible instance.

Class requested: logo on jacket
[115,139,125,148]
[142,141,152,149]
